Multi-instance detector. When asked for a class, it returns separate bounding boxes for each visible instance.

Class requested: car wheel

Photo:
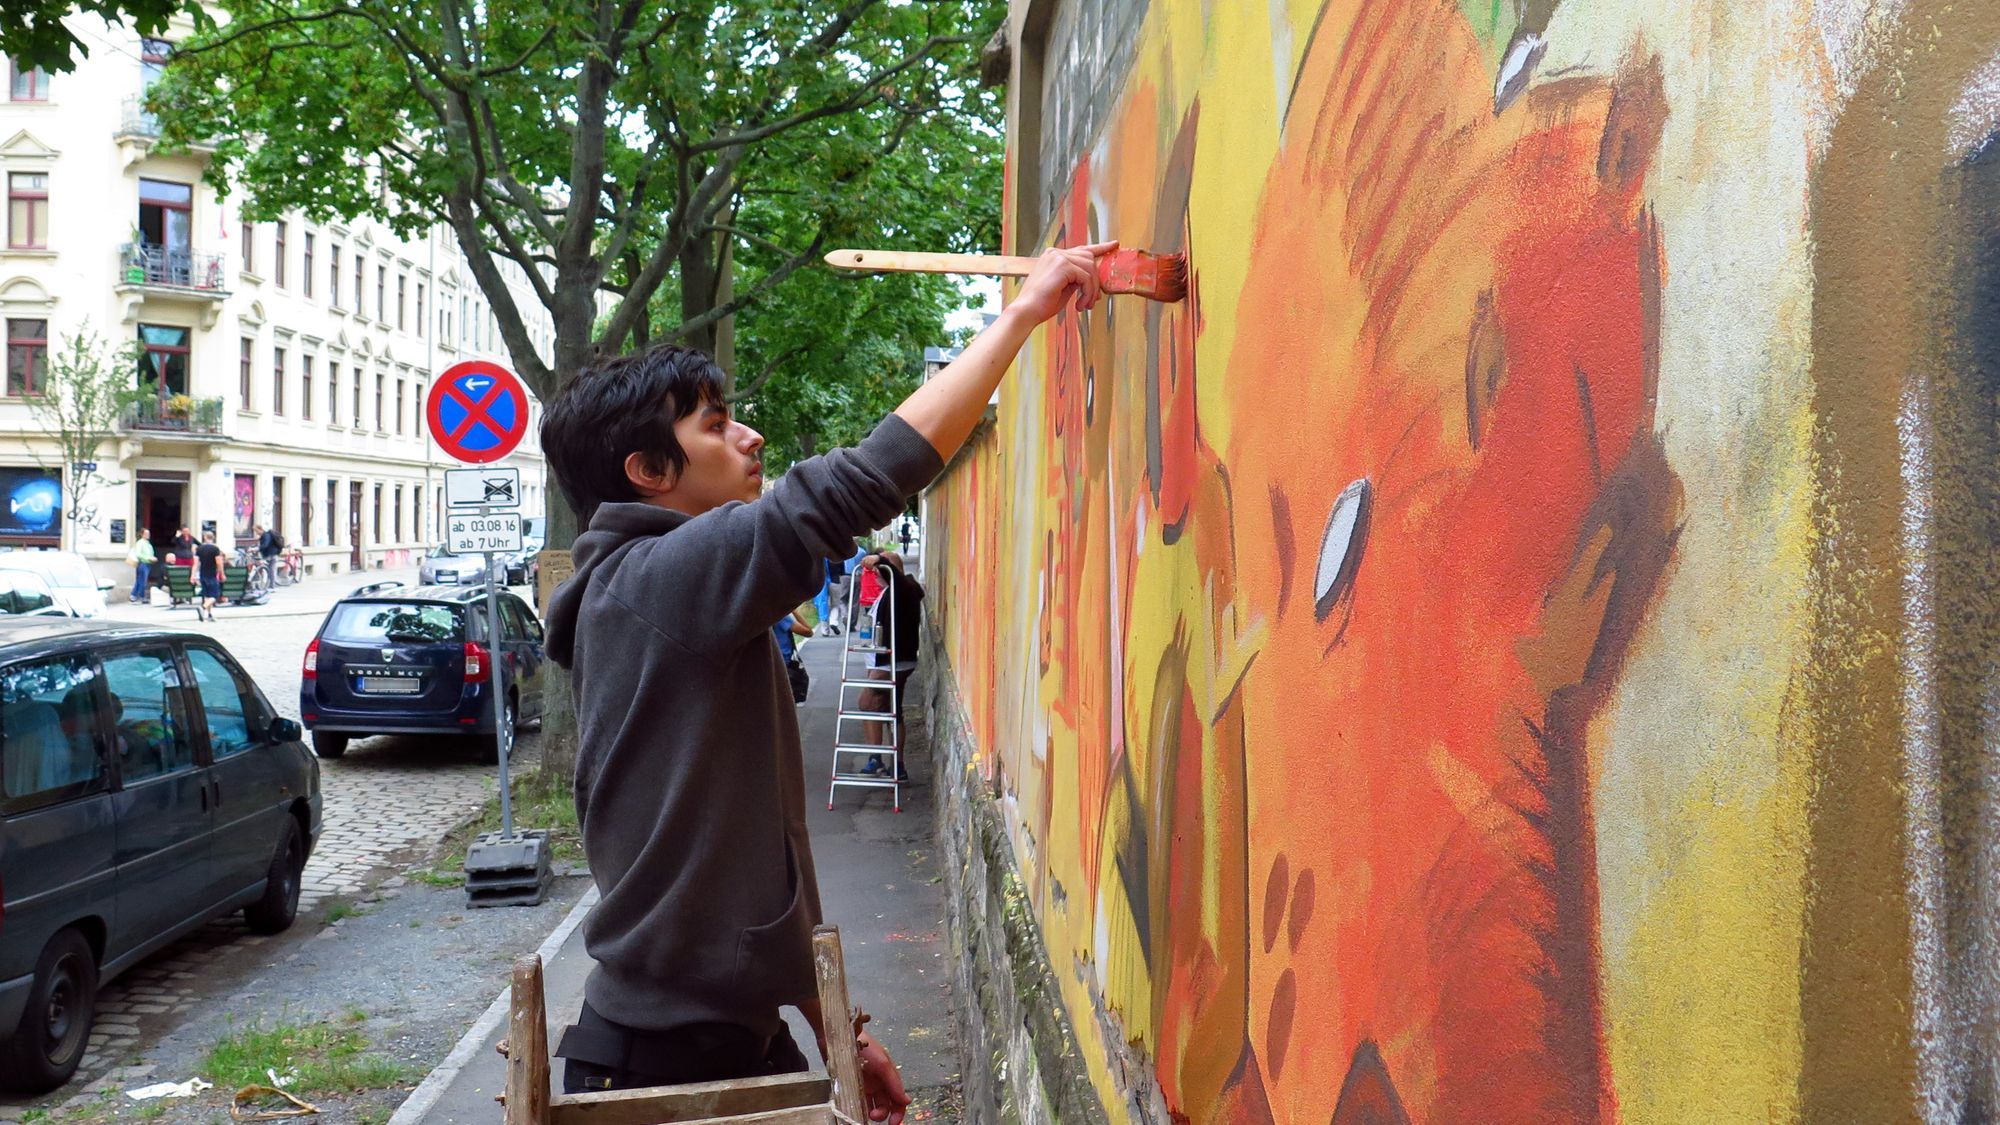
[0,929,97,1094]
[244,818,305,935]
[312,731,349,759]
[483,694,517,763]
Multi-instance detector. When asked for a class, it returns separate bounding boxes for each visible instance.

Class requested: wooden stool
[500,925,867,1124]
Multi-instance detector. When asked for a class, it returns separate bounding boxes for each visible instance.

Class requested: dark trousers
[557,1001,809,1093]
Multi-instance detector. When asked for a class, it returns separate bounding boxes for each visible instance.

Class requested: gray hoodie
[542,414,941,1037]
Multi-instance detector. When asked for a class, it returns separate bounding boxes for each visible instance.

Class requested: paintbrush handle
[825,249,1042,277]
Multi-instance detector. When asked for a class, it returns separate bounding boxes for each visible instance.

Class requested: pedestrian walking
[538,240,1111,1118]
[195,530,224,622]
[127,529,154,604]
[775,612,812,703]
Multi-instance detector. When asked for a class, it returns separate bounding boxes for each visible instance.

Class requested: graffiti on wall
[926,0,2000,1120]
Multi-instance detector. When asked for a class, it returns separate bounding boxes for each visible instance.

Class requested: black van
[0,619,320,1093]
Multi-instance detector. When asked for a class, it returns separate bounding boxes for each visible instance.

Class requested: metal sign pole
[484,505,513,839]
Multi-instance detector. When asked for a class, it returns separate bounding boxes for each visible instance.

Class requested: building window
[302,232,314,298]
[416,283,425,338]
[327,363,339,425]
[396,273,406,330]
[271,346,285,415]
[240,220,252,272]
[301,355,313,420]
[352,368,361,421]
[140,38,171,90]
[324,479,335,548]
[412,485,423,541]
[8,173,47,249]
[272,476,285,540]
[273,220,287,288]
[394,378,404,435]
[353,256,364,316]
[394,486,403,542]
[301,476,314,545]
[136,178,192,283]
[458,295,467,345]
[6,319,46,396]
[136,324,190,399]
[238,336,252,406]
[329,244,340,306]
[376,265,386,321]
[9,60,48,102]
[374,372,384,431]
[373,483,382,542]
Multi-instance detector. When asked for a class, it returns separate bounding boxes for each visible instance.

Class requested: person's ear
[623,451,677,498]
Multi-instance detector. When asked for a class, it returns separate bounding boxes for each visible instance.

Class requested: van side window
[102,649,196,783]
[185,646,267,758]
[0,655,107,813]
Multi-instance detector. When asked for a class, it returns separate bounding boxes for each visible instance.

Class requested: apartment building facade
[0,13,554,585]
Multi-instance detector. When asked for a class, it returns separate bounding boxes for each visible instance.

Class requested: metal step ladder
[827,559,902,812]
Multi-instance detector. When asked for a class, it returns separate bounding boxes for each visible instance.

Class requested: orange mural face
[925,0,2000,1118]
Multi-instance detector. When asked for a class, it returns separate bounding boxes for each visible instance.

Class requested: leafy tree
[25,327,151,541]
[149,0,1004,769]
[1,1,199,74]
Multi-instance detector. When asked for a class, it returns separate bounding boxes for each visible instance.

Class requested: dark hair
[540,344,726,524]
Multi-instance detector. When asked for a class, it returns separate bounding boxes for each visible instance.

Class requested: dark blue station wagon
[300,584,547,759]
[0,619,319,1093]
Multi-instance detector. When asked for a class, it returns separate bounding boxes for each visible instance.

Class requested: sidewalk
[102,563,428,622]
[400,630,962,1121]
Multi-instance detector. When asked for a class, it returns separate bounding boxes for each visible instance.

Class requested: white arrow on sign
[444,466,522,509]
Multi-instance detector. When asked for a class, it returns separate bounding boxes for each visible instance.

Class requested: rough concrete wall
[921,1,2000,1121]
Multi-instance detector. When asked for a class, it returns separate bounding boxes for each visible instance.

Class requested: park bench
[161,563,261,607]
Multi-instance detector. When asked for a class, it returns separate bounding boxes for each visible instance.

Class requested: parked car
[502,540,541,587]
[0,573,68,617]
[418,546,488,586]
[0,553,108,619]
[299,584,547,760]
[0,619,319,1093]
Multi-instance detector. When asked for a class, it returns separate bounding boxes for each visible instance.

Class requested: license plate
[435,572,456,582]
[358,675,422,695]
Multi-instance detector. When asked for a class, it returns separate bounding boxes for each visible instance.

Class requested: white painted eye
[1494,32,1545,113]
[1315,478,1372,621]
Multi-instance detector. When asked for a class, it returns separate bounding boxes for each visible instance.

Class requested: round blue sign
[426,362,529,464]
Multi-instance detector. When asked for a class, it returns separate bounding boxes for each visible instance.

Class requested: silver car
[418,546,487,586]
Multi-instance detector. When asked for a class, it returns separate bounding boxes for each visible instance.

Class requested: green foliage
[205,1017,408,1094]
[0,1,202,75]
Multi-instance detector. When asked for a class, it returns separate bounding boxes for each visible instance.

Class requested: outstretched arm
[894,241,1115,462]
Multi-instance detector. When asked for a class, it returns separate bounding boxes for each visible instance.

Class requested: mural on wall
[926,0,2000,1121]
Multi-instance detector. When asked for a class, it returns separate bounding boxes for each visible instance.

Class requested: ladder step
[845,644,891,654]
[833,743,899,754]
[829,773,901,786]
[837,710,897,720]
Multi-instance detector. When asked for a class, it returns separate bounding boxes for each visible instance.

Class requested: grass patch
[205,1019,409,1095]
[325,901,364,924]
[435,765,582,871]
[407,867,465,888]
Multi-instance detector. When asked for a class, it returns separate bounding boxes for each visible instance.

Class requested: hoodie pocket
[732,835,815,1008]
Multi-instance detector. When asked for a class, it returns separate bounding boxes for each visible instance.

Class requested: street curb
[386,884,599,1124]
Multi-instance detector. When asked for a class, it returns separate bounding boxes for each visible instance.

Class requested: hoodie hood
[543,502,690,667]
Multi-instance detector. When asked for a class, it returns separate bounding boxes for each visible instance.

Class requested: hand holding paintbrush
[826,242,1187,304]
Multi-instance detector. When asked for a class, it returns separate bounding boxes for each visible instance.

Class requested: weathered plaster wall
[922,0,2000,1120]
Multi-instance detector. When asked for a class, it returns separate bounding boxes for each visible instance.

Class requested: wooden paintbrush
[825,248,1188,303]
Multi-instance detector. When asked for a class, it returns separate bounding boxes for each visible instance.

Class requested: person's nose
[739,424,765,456]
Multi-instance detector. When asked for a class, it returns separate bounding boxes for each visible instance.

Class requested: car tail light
[303,637,320,680]
[464,642,489,682]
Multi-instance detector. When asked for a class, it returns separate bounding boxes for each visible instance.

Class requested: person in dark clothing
[858,552,921,782]
[255,524,281,584]
[170,527,195,564]
[537,240,1112,1120]
[194,531,224,622]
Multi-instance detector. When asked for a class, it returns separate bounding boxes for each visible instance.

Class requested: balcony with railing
[118,243,230,296]
[118,94,159,137]
[123,394,226,437]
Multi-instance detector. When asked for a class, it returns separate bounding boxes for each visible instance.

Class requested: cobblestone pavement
[20,570,547,1094]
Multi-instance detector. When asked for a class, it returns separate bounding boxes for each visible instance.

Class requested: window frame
[271,345,286,416]
[302,231,314,298]
[9,59,48,103]
[0,650,110,816]
[301,354,314,421]
[180,643,271,760]
[8,171,48,249]
[6,318,47,397]
[238,335,253,407]
[273,220,287,288]
[98,642,200,789]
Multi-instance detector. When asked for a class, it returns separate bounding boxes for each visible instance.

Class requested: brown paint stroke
[1799,3,2000,1119]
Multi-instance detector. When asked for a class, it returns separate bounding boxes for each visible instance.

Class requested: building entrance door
[349,482,363,570]
[135,477,186,562]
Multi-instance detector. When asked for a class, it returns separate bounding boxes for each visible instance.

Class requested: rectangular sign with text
[444,466,521,509]
[446,512,522,555]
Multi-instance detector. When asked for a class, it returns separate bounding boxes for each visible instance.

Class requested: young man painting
[538,242,1112,1118]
